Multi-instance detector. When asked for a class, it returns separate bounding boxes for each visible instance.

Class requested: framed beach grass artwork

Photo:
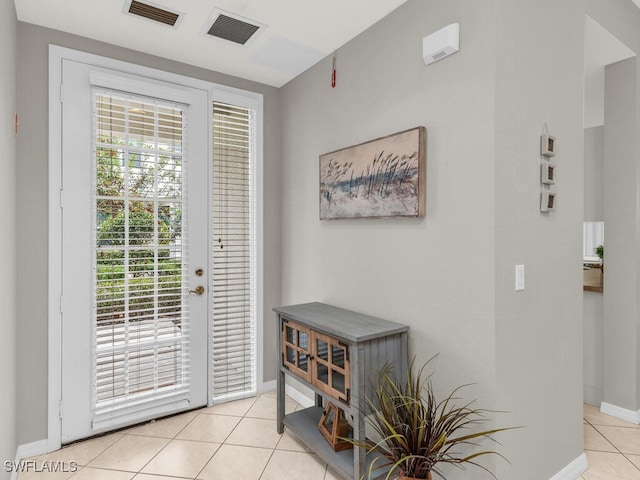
[319,126,426,219]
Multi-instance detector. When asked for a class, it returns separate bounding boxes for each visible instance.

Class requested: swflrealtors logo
[4,460,78,473]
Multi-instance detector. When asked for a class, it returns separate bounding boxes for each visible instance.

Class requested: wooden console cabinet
[274,302,409,480]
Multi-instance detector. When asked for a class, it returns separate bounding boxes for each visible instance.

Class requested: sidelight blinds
[211,101,257,401]
[92,91,190,424]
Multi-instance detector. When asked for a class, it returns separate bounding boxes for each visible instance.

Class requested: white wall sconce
[423,23,460,66]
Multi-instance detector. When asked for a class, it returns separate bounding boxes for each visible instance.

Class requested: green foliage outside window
[95,144,184,325]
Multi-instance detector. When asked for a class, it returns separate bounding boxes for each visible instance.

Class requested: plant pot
[399,472,432,480]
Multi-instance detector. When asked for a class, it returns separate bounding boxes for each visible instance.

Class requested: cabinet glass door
[312,332,350,404]
[281,320,311,382]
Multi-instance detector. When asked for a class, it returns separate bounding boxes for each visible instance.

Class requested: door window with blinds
[93,91,190,420]
[211,101,257,401]
[55,54,257,444]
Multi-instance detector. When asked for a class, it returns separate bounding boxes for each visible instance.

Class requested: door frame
[48,45,264,452]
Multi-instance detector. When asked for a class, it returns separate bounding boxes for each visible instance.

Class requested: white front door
[59,59,209,443]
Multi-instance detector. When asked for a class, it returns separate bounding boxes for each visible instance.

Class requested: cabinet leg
[277,369,285,434]
[315,393,323,408]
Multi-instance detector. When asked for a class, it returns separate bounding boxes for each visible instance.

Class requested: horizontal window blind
[583,221,604,260]
[211,101,257,401]
[93,90,190,422]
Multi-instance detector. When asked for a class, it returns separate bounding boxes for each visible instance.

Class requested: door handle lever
[189,286,205,295]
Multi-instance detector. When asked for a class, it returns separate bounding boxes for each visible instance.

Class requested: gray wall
[281,0,623,478]
[584,291,604,405]
[582,0,640,415]
[603,57,640,411]
[585,0,640,419]
[583,126,604,406]
[16,22,281,444]
[584,126,604,222]
[280,0,498,477]
[494,0,585,477]
[0,0,18,476]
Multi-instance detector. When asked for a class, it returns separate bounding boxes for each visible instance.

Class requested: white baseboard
[260,377,314,407]
[260,379,276,393]
[285,385,314,408]
[14,439,50,460]
[601,402,640,424]
[11,439,51,480]
[548,453,588,480]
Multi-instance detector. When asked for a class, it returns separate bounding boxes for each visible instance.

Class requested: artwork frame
[319,127,426,220]
[541,162,556,185]
[540,190,557,212]
[540,133,556,157]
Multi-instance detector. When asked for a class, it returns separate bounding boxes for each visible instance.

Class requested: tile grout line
[83,433,129,470]
[125,411,201,478]
[587,423,621,454]
[258,393,318,480]
[586,416,640,476]
[120,437,172,477]
[322,464,330,480]
[257,444,279,480]
[82,436,122,468]
[133,408,198,479]
[244,393,283,480]
[121,409,210,478]
[621,453,640,473]
[47,430,127,469]
[132,472,193,479]
[193,394,261,480]
[79,409,200,474]
[53,393,314,480]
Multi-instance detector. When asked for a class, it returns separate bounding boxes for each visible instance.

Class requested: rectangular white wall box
[515,264,525,291]
[423,23,460,66]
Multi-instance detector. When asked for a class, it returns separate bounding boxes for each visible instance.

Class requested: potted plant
[595,244,603,267]
[595,244,604,284]
[349,357,514,480]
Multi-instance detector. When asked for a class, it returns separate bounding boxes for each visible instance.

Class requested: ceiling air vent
[127,0,180,27]
[207,11,263,45]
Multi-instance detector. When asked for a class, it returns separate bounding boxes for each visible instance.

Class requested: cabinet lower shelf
[282,406,389,480]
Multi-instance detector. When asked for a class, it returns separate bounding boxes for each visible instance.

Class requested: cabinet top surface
[273,302,408,342]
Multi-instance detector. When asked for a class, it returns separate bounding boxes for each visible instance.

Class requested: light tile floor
[582,404,640,480]
[18,398,640,479]
[21,392,339,480]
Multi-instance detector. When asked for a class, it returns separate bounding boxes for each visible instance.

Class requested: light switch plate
[515,265,525,291]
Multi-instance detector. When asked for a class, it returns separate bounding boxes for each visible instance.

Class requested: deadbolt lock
[195,268,204,276]
[189,285,205,295]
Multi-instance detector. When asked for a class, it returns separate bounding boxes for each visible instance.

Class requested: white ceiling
[14,0,408,87]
